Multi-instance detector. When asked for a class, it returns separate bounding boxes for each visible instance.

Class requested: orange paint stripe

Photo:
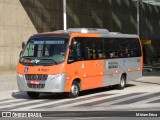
[105,71,121,75]
[128,68,142,72]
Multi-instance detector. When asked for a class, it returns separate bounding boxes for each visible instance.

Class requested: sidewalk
[143,63,160,72]
[0,70,17,91]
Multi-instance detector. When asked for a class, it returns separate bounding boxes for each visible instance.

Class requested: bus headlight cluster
[17,73,23,78]
[50,74,63,80]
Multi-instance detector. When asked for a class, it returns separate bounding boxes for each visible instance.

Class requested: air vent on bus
[25,74,48,81]
[67,28,109,34]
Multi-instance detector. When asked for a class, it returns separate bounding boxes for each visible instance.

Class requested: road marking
[0,99,26,104]
[32,94,113,109]
[94,93,150,106]
[0,98,13,102]
[9,92,160,110]
[0,99,46,109]
[113,92,160,105]
[11,91,118,111]
[129,94,160,105]
[52,93,143,108]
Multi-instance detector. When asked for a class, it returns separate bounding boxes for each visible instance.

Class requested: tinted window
[69,37,141,61]
[73,37,104,60]
[104,38,141,58]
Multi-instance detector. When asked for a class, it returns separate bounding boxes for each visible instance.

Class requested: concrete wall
[0,0,63,70]
[20,0,63,32]
[0,0,160,70]
[67,0,137,34]
[140,2,160,64]
[66,0,160,64]
[0,0,37,70]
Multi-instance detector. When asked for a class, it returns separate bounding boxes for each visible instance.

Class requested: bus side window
[74,37,104,60]
[68,40,82,63]
[105,50,110,59]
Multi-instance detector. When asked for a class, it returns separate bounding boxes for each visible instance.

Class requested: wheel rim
[71,84,79,95]
[121,77,125,87]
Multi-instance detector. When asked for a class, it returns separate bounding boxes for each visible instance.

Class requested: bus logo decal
[24,67,28,73]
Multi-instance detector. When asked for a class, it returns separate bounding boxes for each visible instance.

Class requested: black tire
[68,81,80,98]
[117,75,126,89]
[27,92,39,99]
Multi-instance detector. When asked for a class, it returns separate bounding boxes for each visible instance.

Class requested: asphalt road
[0,70,160,119]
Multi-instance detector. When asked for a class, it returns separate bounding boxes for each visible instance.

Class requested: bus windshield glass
[20,38,69,65]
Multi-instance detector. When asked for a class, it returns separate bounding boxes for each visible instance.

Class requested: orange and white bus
[17,28,143,98]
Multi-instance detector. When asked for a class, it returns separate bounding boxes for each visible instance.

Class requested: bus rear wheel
[27,92,39,99]
[68,81,80,98]
[117,75,126,89]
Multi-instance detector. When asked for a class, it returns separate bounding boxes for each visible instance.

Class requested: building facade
[0,0,160,70]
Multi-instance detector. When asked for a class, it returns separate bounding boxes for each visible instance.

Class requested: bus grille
[25,74,48,89]
[27,83,45,89]
[25,74,48,81]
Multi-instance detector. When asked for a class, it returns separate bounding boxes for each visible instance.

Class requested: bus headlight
[50,74,63,80]
[17,73,23,78]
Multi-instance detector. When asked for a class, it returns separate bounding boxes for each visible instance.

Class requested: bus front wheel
[117,75,126,89]
[27,92,39,99]
[68,81,80,98]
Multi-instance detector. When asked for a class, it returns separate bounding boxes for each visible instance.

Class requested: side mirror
[68,56,82,64]
[19,51,22,57]
[68,56,76,63]
[22,42,25,49]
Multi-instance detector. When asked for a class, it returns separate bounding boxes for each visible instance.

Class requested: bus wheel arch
[117,73,127,89]
[68,78,81,98]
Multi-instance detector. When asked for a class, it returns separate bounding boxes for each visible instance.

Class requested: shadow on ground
[12,84,136,100]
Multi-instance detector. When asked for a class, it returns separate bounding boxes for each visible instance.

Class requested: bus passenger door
[66,40,87,91]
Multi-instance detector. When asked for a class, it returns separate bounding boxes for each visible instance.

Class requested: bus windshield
[20,38,69,66]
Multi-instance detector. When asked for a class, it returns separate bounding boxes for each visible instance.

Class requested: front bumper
[17,73,66,93]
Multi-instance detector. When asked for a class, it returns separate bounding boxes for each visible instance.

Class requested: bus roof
[31,28,138,39]
[101,33,138,38]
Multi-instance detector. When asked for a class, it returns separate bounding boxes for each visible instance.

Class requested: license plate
[30,80,40,85]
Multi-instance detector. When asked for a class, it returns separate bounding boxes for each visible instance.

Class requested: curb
[143,65,160,72]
